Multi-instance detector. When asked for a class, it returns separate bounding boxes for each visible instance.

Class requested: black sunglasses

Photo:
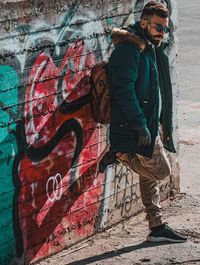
[150,22,170,34]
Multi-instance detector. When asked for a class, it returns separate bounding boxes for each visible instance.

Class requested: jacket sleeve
[109,42,147,128]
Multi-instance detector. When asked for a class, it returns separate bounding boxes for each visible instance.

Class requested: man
[100,1,187,243]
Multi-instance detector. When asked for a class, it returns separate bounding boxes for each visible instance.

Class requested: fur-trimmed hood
[111,26,146,52]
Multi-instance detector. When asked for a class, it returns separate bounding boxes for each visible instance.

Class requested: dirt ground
[37,0,200,264]
[37,194,200,265]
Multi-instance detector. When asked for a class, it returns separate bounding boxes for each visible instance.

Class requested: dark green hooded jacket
[109,21,176,157]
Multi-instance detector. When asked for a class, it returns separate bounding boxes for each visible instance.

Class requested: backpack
[90,61,111,124]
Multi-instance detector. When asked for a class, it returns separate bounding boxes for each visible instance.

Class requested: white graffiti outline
[46,173,63,202]
[27,59,48,142]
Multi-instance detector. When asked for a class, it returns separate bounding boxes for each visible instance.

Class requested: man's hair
[141,1,169,19]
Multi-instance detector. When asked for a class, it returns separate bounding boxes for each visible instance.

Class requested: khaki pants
[116,137,171,228]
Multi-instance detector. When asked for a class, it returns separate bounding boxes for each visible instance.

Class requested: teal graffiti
[0,65,19,263]
[106,17,113,25]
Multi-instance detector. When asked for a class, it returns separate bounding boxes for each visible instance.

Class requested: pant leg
[116,136,171,228]
[139,175,162,228]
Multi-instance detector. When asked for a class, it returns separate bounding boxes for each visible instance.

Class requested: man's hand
[137,126,151,147]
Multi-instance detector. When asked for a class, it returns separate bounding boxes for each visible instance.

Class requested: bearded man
[104,1,187,242]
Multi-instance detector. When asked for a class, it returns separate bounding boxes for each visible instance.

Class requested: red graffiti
[18,39,106,262]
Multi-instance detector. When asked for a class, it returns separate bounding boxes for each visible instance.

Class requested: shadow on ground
[66,241,179,265]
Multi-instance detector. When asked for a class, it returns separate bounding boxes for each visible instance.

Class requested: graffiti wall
[0,0,178,264]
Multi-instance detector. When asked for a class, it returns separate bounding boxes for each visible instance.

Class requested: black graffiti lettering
[25,119,83,164]
[114,164,140,217]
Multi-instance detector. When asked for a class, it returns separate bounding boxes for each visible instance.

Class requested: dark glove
[137,126,151,147]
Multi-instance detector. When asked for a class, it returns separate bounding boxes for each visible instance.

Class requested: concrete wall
[0,1,178,264]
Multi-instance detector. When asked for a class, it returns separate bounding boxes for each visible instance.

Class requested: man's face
[143,15,169,47]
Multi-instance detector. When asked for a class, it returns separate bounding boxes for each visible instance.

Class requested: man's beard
[144,27,163,47]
